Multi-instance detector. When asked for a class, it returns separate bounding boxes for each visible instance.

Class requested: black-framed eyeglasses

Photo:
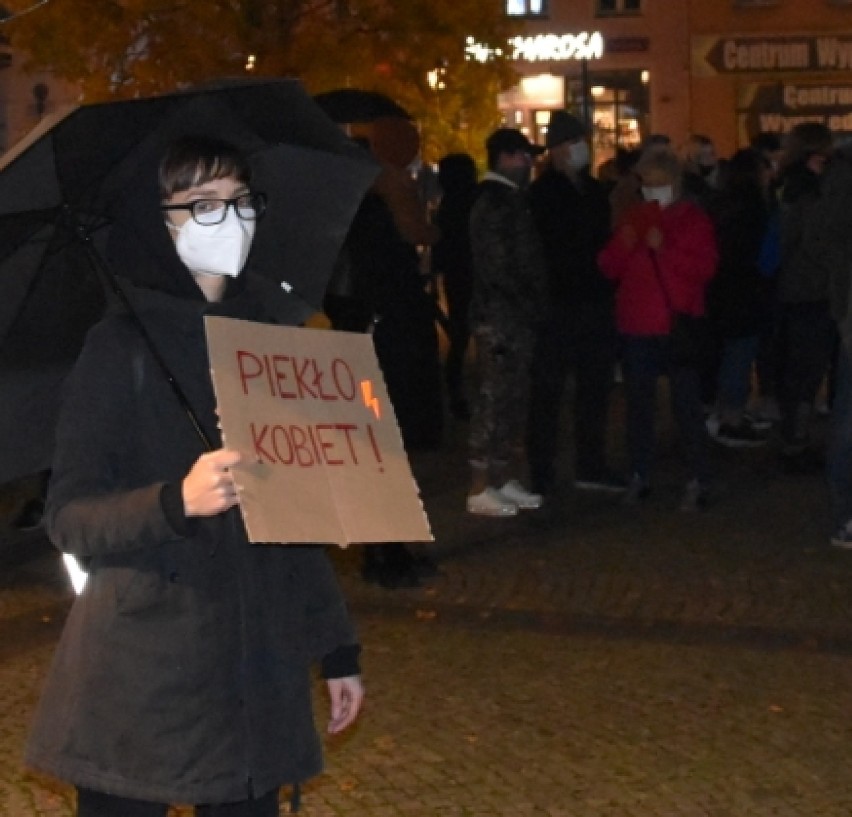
[161,192,267,226]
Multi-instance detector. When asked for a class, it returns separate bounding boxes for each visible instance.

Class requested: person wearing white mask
[26,135,364,817]
[526,110,624,500]
[163,182,261,287]
[598,149,718,511]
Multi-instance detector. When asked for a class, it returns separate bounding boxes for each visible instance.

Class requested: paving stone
[2,392,852,814]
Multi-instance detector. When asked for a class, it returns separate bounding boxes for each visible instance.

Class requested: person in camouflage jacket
[466,128,549,517]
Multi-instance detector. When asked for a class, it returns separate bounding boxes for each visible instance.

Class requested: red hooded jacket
[598,199,717,336]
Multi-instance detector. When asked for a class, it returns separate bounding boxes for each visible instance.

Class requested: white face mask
[566,140,590,171]
[174,207,256,278]
[642,185,675,208]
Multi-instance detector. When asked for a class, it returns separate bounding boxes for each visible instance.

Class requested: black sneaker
[679,479,708,512]
[830,524,852,550]
[715,422,767,449]
[574,472,628,493]
[11,498,45,531]
[780,447,823,475]
[449,398,471,421]
[377,565,421,590]
[410,553,440,579]
[743,411,773,431]
[622,474,650,505]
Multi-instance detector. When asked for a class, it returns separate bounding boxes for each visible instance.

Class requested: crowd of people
[16,115,848,580]
[5,103,851,816]
[418,116,852,549]
[9,114,851,569]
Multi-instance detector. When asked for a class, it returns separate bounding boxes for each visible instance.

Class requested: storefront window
[566,69,648,171]
[596,0,641,15]
[506,0,547,16]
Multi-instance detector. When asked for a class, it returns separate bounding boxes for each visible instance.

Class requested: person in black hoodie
[26,136,363,816]
[775,122,836,469]
[325,137,441,588]
[433,152,479,421]
[526,110,622,498]
[706,147,773,447]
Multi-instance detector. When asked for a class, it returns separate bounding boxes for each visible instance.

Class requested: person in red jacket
[598,150,718,510]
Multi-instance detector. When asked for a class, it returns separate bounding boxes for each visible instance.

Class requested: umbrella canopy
[0,78,378,485]
[314,89,420,169]
[313,88,411,124]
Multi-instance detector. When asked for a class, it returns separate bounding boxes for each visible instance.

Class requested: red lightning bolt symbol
[361,379,381,419]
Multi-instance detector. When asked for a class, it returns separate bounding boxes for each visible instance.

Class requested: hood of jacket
[103,167,313,326]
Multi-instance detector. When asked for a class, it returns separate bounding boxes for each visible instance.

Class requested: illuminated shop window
[596,0,641,15]
[506,0,547,17]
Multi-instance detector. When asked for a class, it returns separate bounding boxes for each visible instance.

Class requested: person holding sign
[26,136,363,816]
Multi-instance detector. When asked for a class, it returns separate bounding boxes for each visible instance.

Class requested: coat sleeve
[597,229,636,282]
[45,322,187,559]
[656,205,718,313]
[298,546,360,674]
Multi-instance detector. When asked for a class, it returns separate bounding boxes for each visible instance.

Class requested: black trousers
[526,311,617,493]
[776,300,836,444]
[76,787,280,817]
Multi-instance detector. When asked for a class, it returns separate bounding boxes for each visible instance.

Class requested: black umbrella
[0,78,378,485]
[313,88,411,124]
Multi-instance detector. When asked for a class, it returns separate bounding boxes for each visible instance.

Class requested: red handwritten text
[250,421,383,468]
[237,352,357,402]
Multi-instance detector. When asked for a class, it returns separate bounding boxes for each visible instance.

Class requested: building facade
[690,1,852,156]
[490,0,852,167]
[1,2,851,160]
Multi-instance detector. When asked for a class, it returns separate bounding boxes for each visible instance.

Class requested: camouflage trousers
[468,324,534,477]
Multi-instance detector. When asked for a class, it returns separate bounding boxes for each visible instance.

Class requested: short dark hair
[438,152,477,191]
[782,121,833,167]
[636,149,682,183]
[724,147,770,193]
[750,131,782,154]
[484,128,542,170]
[159,136,251,201]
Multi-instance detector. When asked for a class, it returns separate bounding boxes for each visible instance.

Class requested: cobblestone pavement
[1,394,852,815]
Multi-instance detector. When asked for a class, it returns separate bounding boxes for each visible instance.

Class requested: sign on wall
[205,317,433,547]
[466,32,604,63]
[693,33,852,77]
[737,80,852,142]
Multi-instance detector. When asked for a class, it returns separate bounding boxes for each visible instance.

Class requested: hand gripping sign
[204,316,433,546]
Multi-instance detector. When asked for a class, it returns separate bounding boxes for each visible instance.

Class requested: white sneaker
[467,487,519,517]
[679,479,708,512]
[498,479,543,510]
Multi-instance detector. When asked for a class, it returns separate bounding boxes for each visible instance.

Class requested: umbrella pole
[76,230,215,454]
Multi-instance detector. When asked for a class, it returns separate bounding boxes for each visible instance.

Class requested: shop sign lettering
[466,32,604,63]
[737,81,852,143]
[694,33,852,76]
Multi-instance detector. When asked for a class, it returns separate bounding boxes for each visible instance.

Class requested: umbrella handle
[77,231,215,453]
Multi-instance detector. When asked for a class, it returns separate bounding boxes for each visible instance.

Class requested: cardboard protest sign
[204,316,433,546]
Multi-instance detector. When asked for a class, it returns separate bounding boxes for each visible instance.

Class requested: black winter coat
[707,188,769,338]
[778,162,829,304]
[26,177,359,804]
[528,166,614,320]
